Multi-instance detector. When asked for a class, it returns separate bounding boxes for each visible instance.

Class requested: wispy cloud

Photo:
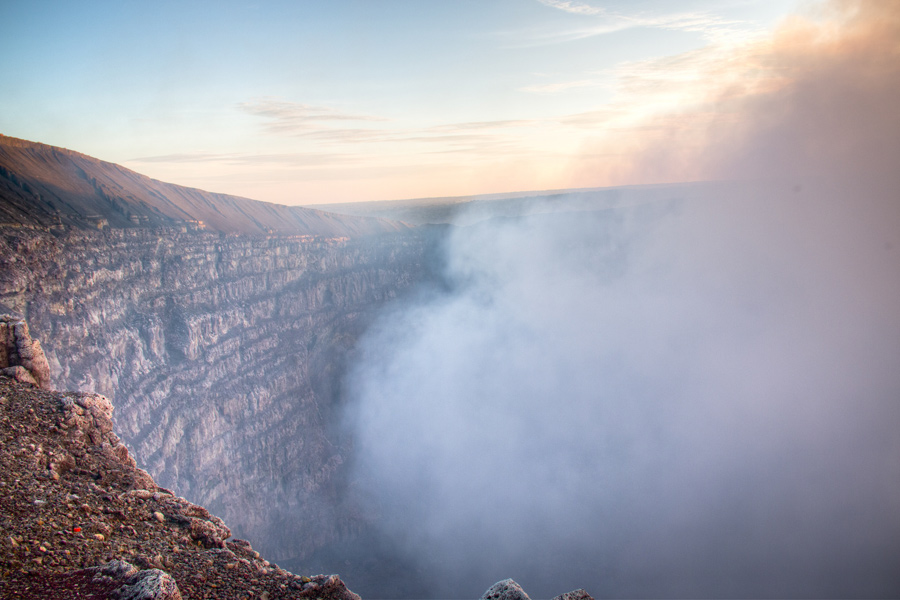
[536,0,606,17]
[428,119,536,133]
[290,128,395,144]
[128,151,355,167]
[557,107,625,127]
[128,108,546,184]
[129,152,233,164]
[239,97,539,154]
[238,98,388,135]
[528,1,753,46]
[519,4,760,98]
[519,78,599,94]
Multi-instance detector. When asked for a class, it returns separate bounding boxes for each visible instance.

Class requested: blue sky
[1,0,803,204]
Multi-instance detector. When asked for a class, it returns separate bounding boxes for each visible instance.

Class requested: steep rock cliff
[0,224,433,563]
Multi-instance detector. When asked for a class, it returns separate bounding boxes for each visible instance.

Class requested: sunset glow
[1,0,892,204]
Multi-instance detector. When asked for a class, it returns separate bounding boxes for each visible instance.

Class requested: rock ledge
[0,372,360,600]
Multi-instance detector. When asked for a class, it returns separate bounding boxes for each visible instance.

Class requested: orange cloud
[612,0,900,186]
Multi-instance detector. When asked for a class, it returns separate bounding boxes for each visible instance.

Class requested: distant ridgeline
[0,134,407,236]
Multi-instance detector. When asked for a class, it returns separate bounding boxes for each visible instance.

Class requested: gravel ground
[0,376,360,600]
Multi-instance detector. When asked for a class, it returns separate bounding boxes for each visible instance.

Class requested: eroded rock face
[0,225,433,563]
[1,314,51,389]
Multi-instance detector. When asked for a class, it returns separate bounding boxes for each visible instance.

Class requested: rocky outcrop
[1,314,51,389]
[550,589,594,600]
[59,560,183,600]
[0,224,434,565]
[481,579,531,600]
[480,579,594,600]
[0,374,361,600]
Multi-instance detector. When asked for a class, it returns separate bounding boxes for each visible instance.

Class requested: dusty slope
[0,134,408,237]
[0,374,360,600]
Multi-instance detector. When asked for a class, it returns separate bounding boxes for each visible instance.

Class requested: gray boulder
[551,589,595,600]
[481,579,530,600]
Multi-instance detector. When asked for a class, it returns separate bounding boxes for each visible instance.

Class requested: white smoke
[344,180,900,597]
[342,1,900,597]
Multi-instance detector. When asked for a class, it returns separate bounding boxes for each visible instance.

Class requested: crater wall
[0,225,431,562]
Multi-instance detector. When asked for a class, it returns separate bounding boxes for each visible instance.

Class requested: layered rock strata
[1,314,51,389]
[0,224,432,563]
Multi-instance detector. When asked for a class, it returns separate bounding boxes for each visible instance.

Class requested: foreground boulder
[551,589,594,600]
[481,579,531,600]
[480,579,594,600]
[47,559,182,599]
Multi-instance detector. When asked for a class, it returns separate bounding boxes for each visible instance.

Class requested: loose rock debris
[0,376,360,600]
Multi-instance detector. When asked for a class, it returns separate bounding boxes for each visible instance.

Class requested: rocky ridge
[0,134,408,237]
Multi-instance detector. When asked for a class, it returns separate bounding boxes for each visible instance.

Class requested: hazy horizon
[0,0,834,205]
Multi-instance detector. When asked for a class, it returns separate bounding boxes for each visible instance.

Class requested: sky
[0,0,807,205]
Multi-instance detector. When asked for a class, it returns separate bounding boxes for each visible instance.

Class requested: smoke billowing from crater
[342,1,900,597]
